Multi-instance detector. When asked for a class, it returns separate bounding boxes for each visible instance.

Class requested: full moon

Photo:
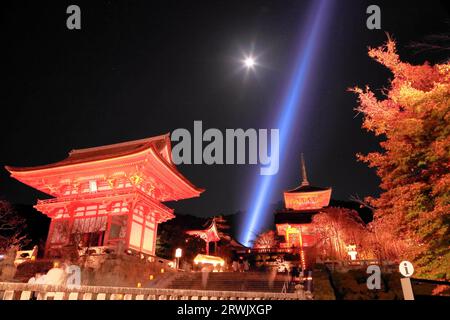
[243,56,256,69]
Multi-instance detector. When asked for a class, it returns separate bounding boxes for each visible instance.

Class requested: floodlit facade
[6,135,203,257]
[274,154,332,269]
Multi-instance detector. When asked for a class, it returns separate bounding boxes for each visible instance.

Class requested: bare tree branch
[0,200,29,250]
[349,194,376,210]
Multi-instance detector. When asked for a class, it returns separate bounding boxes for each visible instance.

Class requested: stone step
[163,272,295,293]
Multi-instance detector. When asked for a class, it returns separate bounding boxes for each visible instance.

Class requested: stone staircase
[153,272,294,293]
[12,264,296,294]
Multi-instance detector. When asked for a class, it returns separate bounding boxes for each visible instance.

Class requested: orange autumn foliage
[352,38,450,279]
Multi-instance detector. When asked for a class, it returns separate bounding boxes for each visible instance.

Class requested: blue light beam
[241,0,334,246]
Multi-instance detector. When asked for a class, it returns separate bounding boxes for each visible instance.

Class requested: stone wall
[80,253,174,287]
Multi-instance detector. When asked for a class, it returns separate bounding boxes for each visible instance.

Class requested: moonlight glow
[243,56,256,69]
[240,0,334,247]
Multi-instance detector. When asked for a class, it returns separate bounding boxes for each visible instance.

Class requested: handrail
[36,187,162,209]
[36,187,139,204]
[0,282,305,300]
[35,186,174,222]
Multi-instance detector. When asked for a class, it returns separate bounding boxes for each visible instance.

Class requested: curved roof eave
[5,134,204,197]
[5,134,170,174]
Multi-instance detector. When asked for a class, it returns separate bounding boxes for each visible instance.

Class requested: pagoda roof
[285,153,331,194]
[228,238,247,249]
[282,154,332,211]
[186,219,221,243]
[286,185,331,193]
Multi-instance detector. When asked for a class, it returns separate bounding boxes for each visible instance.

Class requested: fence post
[400,278,415,300]
[3,290,15,300]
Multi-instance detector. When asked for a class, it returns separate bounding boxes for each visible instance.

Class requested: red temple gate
[6,134,203,257]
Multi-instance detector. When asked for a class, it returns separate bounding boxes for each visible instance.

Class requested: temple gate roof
[5,134,204,202]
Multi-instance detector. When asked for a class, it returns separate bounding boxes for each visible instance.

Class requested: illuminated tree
[0,200,29,251]
[312,207,368,260]
[253,230,279,249]
[352,37,450,279]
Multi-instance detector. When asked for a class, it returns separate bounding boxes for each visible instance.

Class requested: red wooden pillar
[44,219,55,257]
[124,200,134,253]
[152,214,158,256]
[140,207,150,253]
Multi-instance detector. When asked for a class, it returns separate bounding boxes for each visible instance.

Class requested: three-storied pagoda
[275,154,332,269]
[6,134,203,257]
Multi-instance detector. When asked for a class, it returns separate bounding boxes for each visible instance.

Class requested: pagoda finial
[300,153,309,186]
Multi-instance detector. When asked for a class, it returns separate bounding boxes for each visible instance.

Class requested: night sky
[1,1,449,220]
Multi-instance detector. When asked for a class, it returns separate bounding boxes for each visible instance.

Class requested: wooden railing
[0,282,306,300]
